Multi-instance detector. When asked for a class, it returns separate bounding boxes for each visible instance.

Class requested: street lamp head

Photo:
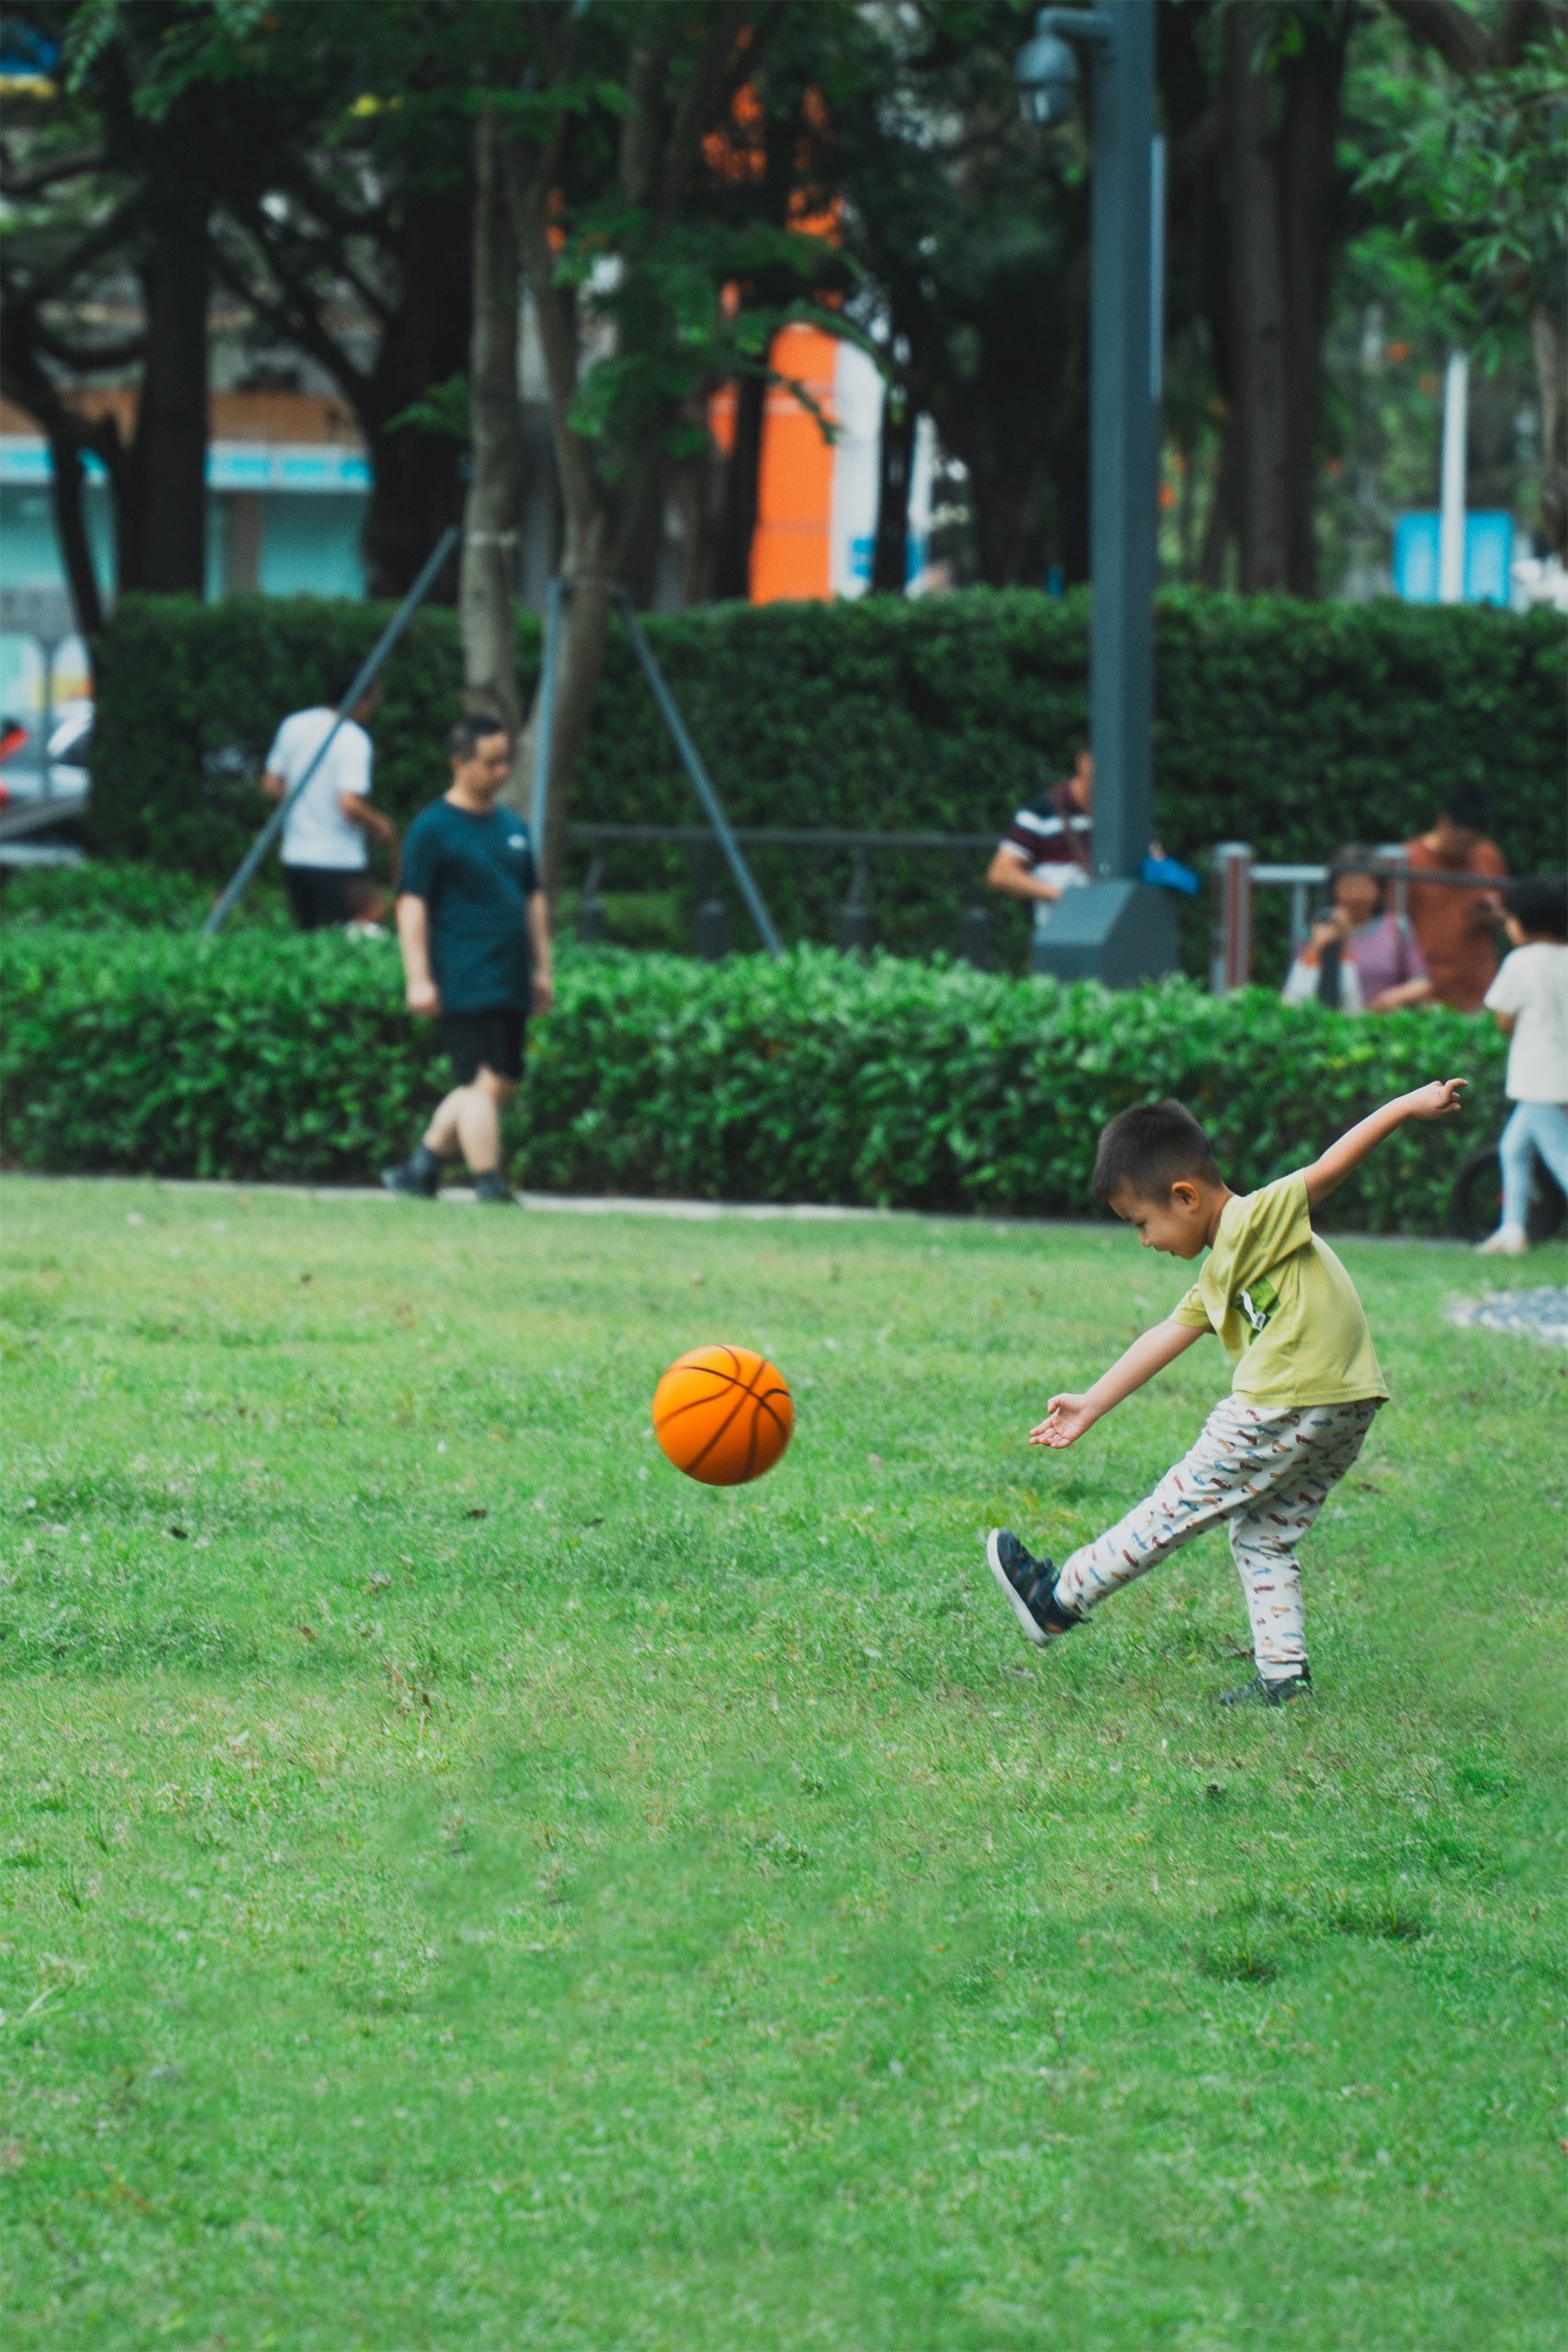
[1014,16,1080,128]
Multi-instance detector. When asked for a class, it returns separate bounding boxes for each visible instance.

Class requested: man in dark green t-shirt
[382,715,553,1205]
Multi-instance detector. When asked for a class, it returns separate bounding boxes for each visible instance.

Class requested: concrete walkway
[1,1168,1481,1247]
[1447,1286,1568,1347]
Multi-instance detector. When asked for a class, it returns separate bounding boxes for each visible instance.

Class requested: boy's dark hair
[447,710,511,763]
[1092,1100,1224,1205]
[1440,782,1491,834]
[1503,875,1568,942]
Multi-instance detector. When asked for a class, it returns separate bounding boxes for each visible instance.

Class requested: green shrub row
[89,589,1565,968]
[0,860,220,932]
[1,925,1504,1232]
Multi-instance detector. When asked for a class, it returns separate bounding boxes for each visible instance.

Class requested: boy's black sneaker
[472,1170,519,1205]
[381,1145,444,1199]
[986,1529,1082,1647]
[1220,1666,1313,1709]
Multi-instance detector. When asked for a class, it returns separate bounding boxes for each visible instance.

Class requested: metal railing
[1211,840,1506,994]
[566,823,999,965]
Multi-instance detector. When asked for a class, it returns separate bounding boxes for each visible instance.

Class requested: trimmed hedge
[1,925,1503,1233]
[89,589,1565,967]
[0,860,222,932]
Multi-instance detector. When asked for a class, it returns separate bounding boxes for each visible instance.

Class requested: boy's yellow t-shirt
[1170,1171,1388,1408]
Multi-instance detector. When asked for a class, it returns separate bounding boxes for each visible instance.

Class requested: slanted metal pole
[613,589,783,959]
[530,574,565,857]
[203,525,459,934]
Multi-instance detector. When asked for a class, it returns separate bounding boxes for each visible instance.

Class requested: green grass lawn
[1,1177,1563,2352]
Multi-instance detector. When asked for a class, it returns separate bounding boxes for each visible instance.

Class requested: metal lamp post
[1015,1,1172,986]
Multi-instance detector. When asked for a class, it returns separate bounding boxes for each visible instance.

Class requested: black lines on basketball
[682,1381,754,1475]
[651,1346,795,1487]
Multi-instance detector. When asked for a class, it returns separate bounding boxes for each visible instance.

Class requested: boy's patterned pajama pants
[1054,1396,1381,1675]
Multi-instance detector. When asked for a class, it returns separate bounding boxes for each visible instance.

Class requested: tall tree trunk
[953,415,1049,585]
[870,375,915,594]
[1531,301,1567,558]
[362,175,472,599]
[711,366,766,602]
[1279,5,1350,595]
[1223,6,1290,593]
[121,177,209,594]
[459,106,525,744]
[47,427,107,645]
[1199,423,1238,587]
[508,160,623,897]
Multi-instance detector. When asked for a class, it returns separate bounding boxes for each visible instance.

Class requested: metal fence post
[1289,878,1310,958]
[1212,842,1254,994]
[958,848,990,968]
[1378,841,1409,928]
[694,844,729,962]
[575,850,606,944]
[839,848,874,952]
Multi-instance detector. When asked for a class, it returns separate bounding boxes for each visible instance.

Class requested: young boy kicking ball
[987,1081,1466,1705]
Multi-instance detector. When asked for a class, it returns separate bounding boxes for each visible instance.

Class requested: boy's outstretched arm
[1031,1317,1208,1449]
[1303,1078,1466,1209]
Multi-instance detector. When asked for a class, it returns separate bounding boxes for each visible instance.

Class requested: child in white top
[1478,877,1568,1254]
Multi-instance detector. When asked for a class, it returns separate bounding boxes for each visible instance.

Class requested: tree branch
[210,223,371,408]
[656,0,763,225]
[7,188,144,310]
[1379,0,1495,73]
[30,321,147,372]
[222,192,393,329]
[619,32,665,208]
[0,146,107,198]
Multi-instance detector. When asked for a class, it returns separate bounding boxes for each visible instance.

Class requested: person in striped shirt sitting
[986,748,1095,939]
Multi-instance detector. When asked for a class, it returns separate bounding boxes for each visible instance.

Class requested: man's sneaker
[1220,1666,1314,1708]
[986,1529,1082,1647]
[472,1170,519,1205]
[382,1146,443,1199]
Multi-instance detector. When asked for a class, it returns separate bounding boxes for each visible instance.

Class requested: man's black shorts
[284,865,358,931]
[439,1005,526,1085]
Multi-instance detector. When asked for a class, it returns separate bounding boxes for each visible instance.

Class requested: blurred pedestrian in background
[1281,845,1432,1014]
[1401,785,1507,1012]
[262,670,396,932]
[987,747,1094,939]
[1477,876,1568,1255]
[382,715,553,1207]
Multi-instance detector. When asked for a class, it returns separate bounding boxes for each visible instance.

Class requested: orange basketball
[651,1344,794,1487]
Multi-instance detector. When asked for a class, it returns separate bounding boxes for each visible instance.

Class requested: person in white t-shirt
[1477,876,1568,1254]
[261,671,397,931]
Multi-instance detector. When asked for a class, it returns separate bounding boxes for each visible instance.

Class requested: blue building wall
[0,449,368,717]
[257,495,366,596]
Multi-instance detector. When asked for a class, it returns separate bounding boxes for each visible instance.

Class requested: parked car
[0,701,92,805]
[0,701,92,859]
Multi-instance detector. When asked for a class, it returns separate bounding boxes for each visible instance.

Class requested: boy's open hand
[1407,1077,1467,1120]
[1030,1393,1094,1449]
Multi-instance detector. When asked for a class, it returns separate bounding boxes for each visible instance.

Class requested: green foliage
[88,587,1567,969]
[0,926,1506,1233]
[0,859,219,931]
[1355,33,1568,356]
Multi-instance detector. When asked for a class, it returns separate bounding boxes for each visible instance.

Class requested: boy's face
[1503,913,1528,950]
[1108,1181,1212,1260]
